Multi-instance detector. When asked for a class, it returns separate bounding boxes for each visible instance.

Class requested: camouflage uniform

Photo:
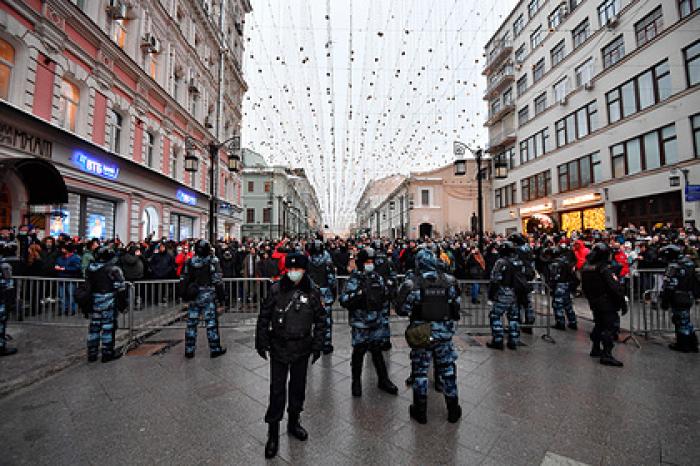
[85,259,127,361]
[661,253,699,352]
[0,261,16,355]
[307,250,337,352]
[488,253,524,348]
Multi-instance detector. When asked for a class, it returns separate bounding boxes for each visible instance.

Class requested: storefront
[519,202,558,234]
[170,212,196,241]
[557,192,606,235]
[615,190,682,230]
[49,192,117,240]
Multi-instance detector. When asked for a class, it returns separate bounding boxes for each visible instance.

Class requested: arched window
[141,206,159,239]
[0,38,15,100]
[59,79,80,131]
[108,110,123,153]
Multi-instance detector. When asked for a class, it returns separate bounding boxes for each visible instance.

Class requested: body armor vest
[417,274,451,321]
[364,274,386,311]
[272,291,314,339]
[308,261,329,288]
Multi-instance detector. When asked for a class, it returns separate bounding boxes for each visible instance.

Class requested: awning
[1,157,68,205]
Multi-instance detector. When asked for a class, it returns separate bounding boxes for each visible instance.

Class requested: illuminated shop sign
[519,203,552,216]
[72,151,119,180]
[560,192,601,208]
[176,189,197,206]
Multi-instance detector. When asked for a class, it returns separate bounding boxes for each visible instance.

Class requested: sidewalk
[1,315,698,465]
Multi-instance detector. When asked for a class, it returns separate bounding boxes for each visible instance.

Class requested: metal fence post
[541,282,555,344]
[622,271,641,348]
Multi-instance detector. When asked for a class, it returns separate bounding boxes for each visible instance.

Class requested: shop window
[572,19,590,49]
[602,35,625,69]
[85,197,115,240]
[112,19,129,49]
[635,7,663,47]
[684,39,700,87]
[170,214,194,241]
[141,206,159,239]
[59,79,80,132]
[679,0,699,19]
[0,38,15,100]
[108,110,123,154]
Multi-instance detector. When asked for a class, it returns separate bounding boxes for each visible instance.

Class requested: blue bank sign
[72,151,119,180]
[686,185,700,202]
[176,189,197,206]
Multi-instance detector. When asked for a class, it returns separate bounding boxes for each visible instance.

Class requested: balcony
[483,65,514,100]
[483,39,513,76]
[485,127,517,153]
[485,102,515,127]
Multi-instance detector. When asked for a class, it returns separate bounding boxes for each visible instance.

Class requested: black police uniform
[255,253,325,459]
[659,245,699,353]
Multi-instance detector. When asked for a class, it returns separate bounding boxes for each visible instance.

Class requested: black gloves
[257,348,268,360]
[311,351,321,364]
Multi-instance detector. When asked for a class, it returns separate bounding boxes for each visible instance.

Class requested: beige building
[485,0,700,235]
[354,174,406,234]
[358,163,492,240]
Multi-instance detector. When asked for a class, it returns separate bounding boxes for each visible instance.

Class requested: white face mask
[288,270,304,283]
[364,263,375,273]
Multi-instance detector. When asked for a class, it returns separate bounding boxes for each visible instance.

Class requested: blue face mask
[364,263,375,273]
[288,270,304,283]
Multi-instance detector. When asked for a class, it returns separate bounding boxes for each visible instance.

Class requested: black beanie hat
[286,253,308,270]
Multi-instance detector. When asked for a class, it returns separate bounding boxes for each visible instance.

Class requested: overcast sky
[242,0,518,231]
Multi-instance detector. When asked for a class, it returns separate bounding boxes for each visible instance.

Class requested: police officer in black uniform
[581,243,626,367]
[256,253,325,459]
[659,244,699,353]
[0,257,17,356]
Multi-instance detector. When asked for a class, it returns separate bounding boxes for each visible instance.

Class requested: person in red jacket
[272,237,291,277]
[573,239,589,270]
[613,243,629,286]
[175,243,193,277]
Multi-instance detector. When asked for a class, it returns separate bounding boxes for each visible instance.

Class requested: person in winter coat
[80,239,100,277]
[466,247,486,304]
[175,244,194,277]
[148,243,176,305]
[573,239,589,270]
[55,243,82,315]
[40,236,60,277]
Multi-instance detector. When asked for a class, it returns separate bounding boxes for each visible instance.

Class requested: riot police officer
[85,246,128,363]
[581,243,626,367]
[548,247,579,331]
[340,247,398,398]
[397,248,462,424]
[180,240,227,359]
[487,241,530,350]
[307,239,337,354]
[509,233,536,334]
[0,259,17,356]
[255,253,325,459]
[372,240,397,351]
[659,244,699,353]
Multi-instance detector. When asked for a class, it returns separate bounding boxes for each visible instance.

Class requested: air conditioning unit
[204,117,213,129]
[188,71,200,93]
[558,96,568,106]
[107,0,128,19]
[141,33,160,53]
[606,15,619,28]
[202,0,211,15]
[584,81,595,91]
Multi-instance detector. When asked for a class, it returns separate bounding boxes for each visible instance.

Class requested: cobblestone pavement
[1,313,698,466]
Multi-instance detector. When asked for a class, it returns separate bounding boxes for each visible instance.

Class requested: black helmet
[194,239,211,257]
[659,244,682,263]
[356,247,375,271]
[95,246,115,263]
[498,241,516,257]
[308,239,324,255]
[587,242,611,264]
[507,233,526,246]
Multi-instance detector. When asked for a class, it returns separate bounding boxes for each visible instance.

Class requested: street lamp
[184,134,243,243]
[453,141,508,252]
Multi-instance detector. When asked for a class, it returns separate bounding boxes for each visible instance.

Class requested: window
[112,19,128,49]
[189,93,198,118]
[575,58,594,87]
[72,0,86,10]
[108,110,122,153]
[515,44,526,63]
[610,124,678,178]
[517,76,528,96]
[680,0,700,18]
[264,181,272,193]
[606,60,672,123]
[529,0,541,18]
[572,19,590,49]
[556,101,598,147]
[145,131,155,168]
[635,7,663,47]
[519,128,550,163]
[513,15,525,37]
[171,150,178,180]
[530,26,543,50]
[144,51,158,81]
[548,4,566,30]
[692,114,700,157]
[59,80,80,131]
[420,189,430,206]
[518,106,530,126]
[246,208,255,223]
[0,38,15,100]
[685,40,700,87]
[247,181,254,192]
[551,40,566,67]
[263,208,272,223]
[558,152,601,193]
[602,35,625,69]
[570,0,584,11]
[553,78,568,102]
[495,183,517,208]
[503,88,513,105]
[598,0,620,26]
[534,92,547,115]
[499,146,516,169]
[521,170,551,202]
[490,98,501,116]
[533,58,545,82]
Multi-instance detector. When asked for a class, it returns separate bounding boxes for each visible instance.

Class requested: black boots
[486,340,504,350]
[669,333,699,353]
[265,422,279,459]
[371,350,398,395]
[445,397,462,423]
[589,339,602,358]
[0,347,18,357]
[599,343,623,367]
[101,351,122,363]
[287,413,308,441]
[506,340,518,350]
[567,323,578,330]
[552,323,566,331]
[409,393,428,424]
[210,347,227,358]
[433,364,443,393]
[351,348,364,397]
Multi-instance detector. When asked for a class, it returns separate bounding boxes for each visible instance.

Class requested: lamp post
[185,134,242,243]
[453,141,508,252]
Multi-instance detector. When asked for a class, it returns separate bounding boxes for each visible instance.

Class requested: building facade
[240,149,322,240]
[0,0,250,241]
[485,0,700,235]
[358,163,492,240]
[354,174,406,235]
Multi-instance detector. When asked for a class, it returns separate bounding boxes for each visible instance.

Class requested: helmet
[587,242,611,264]
[194,239,211,257]
[308,240,324,255]
[415,248,438,273]
[507,233,526,246]
[659,244,682,263]
[95,246,115,263]
[497,241,516,257]
[356,247,375,271]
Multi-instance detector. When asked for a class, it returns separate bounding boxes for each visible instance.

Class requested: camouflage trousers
[185,289,222,355]
[411,340,458,398]
[490,288,520,343]
[351,324,384,348]
[672,307,695,336]
[552,283,576,326]
[87,293,119,358]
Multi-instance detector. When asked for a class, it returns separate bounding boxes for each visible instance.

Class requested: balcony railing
[485,102,515,127]
[483,39,513,75]
[485,127,517,153]
[484,65,514,100]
